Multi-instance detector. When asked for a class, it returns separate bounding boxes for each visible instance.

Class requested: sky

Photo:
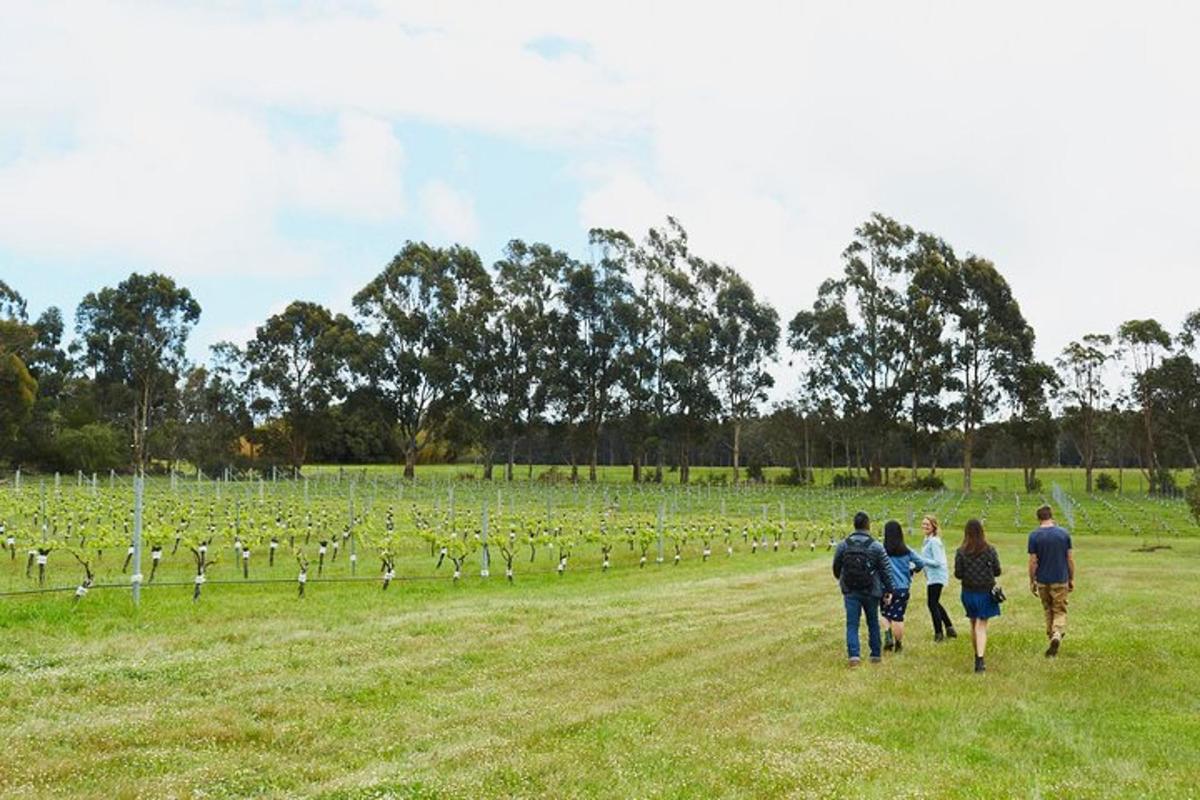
[3,1,1199,400]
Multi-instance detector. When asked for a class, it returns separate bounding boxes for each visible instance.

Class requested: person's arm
[1028,553,1039,594]
[832,542,844,580]
[875,545,895,597]
[909,550,926,572]
[1067,549,1075,592]
[933,538,947,570]
[992,547,1002,577]
[953,549,963,581]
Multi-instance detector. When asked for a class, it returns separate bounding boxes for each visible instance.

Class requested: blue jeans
[844,593,882,659]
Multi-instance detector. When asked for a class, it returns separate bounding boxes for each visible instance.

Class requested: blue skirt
[961,590,1001,620]
[881,589,910,621]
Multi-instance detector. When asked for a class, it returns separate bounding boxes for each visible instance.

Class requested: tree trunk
[732,419,742,485]
[403,441,416,480]
[679,439,690,485]
[589,426,600,483]
[1141,390,1159,481]
[1183,433,1200,471]
[632,454,642,483]
[963,426,974,493]
[290,428,306,473]
[802,414,812,483]
[506,439,516,482]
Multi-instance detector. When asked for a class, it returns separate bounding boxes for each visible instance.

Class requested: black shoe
[1046,636,1061,658]
[884,630,894,651]
[974,656,985,673]
[934,631,945,642]
[894,640,903,653]
[946,627,958,639]
[869,655,882,664]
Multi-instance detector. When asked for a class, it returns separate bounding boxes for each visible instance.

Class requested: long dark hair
[961,518,989,555]
[883,520,909,556]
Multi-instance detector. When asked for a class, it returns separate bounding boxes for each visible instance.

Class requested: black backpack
[841,535,875,592]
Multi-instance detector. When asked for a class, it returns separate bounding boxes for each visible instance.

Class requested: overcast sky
[3,1,1199,399]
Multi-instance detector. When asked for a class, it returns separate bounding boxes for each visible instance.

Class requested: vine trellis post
[480,502,490,578]
[132,473,144,606]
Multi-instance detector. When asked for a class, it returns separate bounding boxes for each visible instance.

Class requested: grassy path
[2,533,1198,798]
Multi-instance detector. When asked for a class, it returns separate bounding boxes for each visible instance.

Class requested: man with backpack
[833,511,896,666]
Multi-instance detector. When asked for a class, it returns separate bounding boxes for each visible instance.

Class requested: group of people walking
[832,505,1075,672]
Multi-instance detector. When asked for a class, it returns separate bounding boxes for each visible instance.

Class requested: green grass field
[296,463,1196,495]
[1,472,1198,798]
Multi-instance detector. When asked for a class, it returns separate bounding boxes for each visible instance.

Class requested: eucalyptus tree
[178,344,252,474]
[615,271,657,483]
[711,266,779,483]
[1172,311,1200,470]
[901,233,957,479]
[354,242,493,479]
[762,399,816,480]
[243,301,356,471]
[556,230,635,482]
[1181,309,1200,350]
[75,272,201,470]
[479,240,566,480]
[1142,353,1200,471]
[789,213,917,484]
[945,256,1034,492]
[12,306,71,467]
[1056,334,1114,491]
[635,217,693,482]
[0,280,27,320]
[1117,318,1173,488]
[663,256,720,484]
[1005,361,1062,492]
[0,281,37,458]
[1132,311,1200,474]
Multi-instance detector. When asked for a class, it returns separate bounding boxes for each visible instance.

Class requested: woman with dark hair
[881,520,925,653]
[920,515,955,641]
[954,519,1002,673]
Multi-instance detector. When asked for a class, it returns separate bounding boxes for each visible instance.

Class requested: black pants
[927,583,954,635]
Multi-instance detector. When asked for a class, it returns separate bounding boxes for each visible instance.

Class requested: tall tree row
[4,213,1200,494]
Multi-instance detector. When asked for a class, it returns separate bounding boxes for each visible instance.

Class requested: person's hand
[1068,580,1074,593]
[1030,581,1038,596]
[882,593,892,606]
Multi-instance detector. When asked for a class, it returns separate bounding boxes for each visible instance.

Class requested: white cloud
[2,0,1200,381]
[419,180,479,244]
[284,113,405,222]
[0,101,403,276]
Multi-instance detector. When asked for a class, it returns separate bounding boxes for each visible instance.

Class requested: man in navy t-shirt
[1027,504,1075,657]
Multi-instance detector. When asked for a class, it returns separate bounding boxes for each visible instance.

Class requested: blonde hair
[923,515,940,536]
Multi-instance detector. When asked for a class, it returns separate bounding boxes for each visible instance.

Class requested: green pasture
[294,464,1196,495]
[1,475,1198,798]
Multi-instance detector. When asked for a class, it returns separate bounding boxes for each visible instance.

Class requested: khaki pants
[1037,582,1069,640]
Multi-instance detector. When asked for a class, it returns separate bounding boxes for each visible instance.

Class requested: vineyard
[2,471,1196,603]
[2,471,1199,798]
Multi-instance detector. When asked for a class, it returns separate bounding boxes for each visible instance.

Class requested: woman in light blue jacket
[882,521,925,653]
[921,515,956,641]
